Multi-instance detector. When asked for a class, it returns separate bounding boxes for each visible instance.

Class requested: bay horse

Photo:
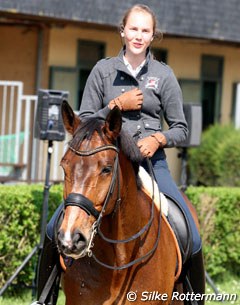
[57,101,184,305]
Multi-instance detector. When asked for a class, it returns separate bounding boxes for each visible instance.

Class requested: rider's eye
[101,166,112,175]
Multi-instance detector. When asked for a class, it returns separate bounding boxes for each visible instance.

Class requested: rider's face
[123,10,154,57]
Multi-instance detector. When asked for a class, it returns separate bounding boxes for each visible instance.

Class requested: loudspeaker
[34,89,68,141]
[180,104,202,147]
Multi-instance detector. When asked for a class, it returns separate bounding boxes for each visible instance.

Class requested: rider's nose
[136,30,143,40]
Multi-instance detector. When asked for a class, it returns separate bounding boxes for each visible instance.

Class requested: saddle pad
[138,166,168,216]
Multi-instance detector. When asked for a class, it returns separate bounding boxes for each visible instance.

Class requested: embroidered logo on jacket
[145,77,159,90]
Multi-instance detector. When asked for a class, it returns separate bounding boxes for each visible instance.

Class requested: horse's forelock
[69,118,105,149]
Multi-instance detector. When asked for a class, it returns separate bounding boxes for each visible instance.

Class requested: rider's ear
[61,100,80,135]
[104,106,122,140]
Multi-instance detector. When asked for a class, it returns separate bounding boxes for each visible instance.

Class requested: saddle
[165,196,192,264]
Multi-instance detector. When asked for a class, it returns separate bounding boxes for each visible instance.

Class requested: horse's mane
[69,117,143,180]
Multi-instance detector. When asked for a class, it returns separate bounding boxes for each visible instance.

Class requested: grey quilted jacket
[79,48,188,149]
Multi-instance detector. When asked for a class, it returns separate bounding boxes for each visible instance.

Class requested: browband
[68,144,119,156]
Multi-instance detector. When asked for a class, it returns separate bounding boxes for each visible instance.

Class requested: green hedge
[0,184,63,294]
[186,186,240,279]
[188,124,240,186]
[0,184,239,294]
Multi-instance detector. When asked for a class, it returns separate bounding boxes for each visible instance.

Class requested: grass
[0,277,239,305]
[0,291,65,305]
[205,277,239,305]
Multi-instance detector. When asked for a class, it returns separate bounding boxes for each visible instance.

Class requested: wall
[0,25,50,94]
[48,26,120,66]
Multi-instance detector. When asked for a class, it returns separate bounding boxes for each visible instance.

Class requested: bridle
[64,143,162,270]
[65,144,120,220]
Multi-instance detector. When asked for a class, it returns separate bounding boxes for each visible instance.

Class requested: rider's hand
[137,133,167,158]
[109,88,143,111]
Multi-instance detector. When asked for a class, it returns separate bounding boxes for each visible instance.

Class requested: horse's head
[57,101,123,259]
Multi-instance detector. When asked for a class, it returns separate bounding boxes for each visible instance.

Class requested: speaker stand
[178,147,188,192]
[0,140,53,296]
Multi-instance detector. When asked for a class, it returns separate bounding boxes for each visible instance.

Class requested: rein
[64,143,162,270]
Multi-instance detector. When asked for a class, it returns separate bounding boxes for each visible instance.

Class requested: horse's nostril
[73,230,87,245]
[57,228,87,255]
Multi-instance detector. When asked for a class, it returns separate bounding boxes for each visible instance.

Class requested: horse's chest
[62,257,173,305]
[62,258,122,304]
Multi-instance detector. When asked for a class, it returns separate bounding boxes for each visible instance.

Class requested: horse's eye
[101,166,112,175]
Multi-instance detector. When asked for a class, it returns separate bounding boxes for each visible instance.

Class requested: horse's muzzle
[57,228,88,258]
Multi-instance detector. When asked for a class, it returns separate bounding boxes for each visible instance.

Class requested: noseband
[64,143,162,270]
[65,193,100,219]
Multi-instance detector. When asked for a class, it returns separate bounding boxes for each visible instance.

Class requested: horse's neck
[118,154,141,220]
[102,156,145,264]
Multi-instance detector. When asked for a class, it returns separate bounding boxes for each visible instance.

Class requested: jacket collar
[115,46,152,76]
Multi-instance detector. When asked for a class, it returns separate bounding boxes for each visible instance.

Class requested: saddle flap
[166,196,192,264]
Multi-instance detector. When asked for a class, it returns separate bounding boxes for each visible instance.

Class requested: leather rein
[64,143,162,270]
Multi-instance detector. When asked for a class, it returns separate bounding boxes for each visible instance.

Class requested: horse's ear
[104,106,122,140]
[61,100,80,135]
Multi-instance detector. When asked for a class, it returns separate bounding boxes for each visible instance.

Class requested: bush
[0,184,239,292]
[188,124,240,186]
[218,132,240,186]
[0,184,63,294]
[186,186,240,280]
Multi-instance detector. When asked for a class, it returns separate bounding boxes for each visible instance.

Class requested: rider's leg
[185,248,205,305]
[142,153,205,301]
[36,203,63,305]
[142,153,201,254]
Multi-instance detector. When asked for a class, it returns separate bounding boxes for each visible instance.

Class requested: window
[49,67,78,110]
[151,48,168,63]
[49,40,105,110]
[202,56,223,80]
[179,79,201,104]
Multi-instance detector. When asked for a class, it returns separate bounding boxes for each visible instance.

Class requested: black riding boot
[36,231,60,305]
[184,248,205,305]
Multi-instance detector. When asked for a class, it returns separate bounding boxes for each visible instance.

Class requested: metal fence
[0,81,67,182]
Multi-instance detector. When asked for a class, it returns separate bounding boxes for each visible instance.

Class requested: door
[202,81,217,128]
[77,40,105,109]
[201,56,223,130]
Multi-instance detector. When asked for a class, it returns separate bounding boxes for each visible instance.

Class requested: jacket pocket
[142,119,161,132]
